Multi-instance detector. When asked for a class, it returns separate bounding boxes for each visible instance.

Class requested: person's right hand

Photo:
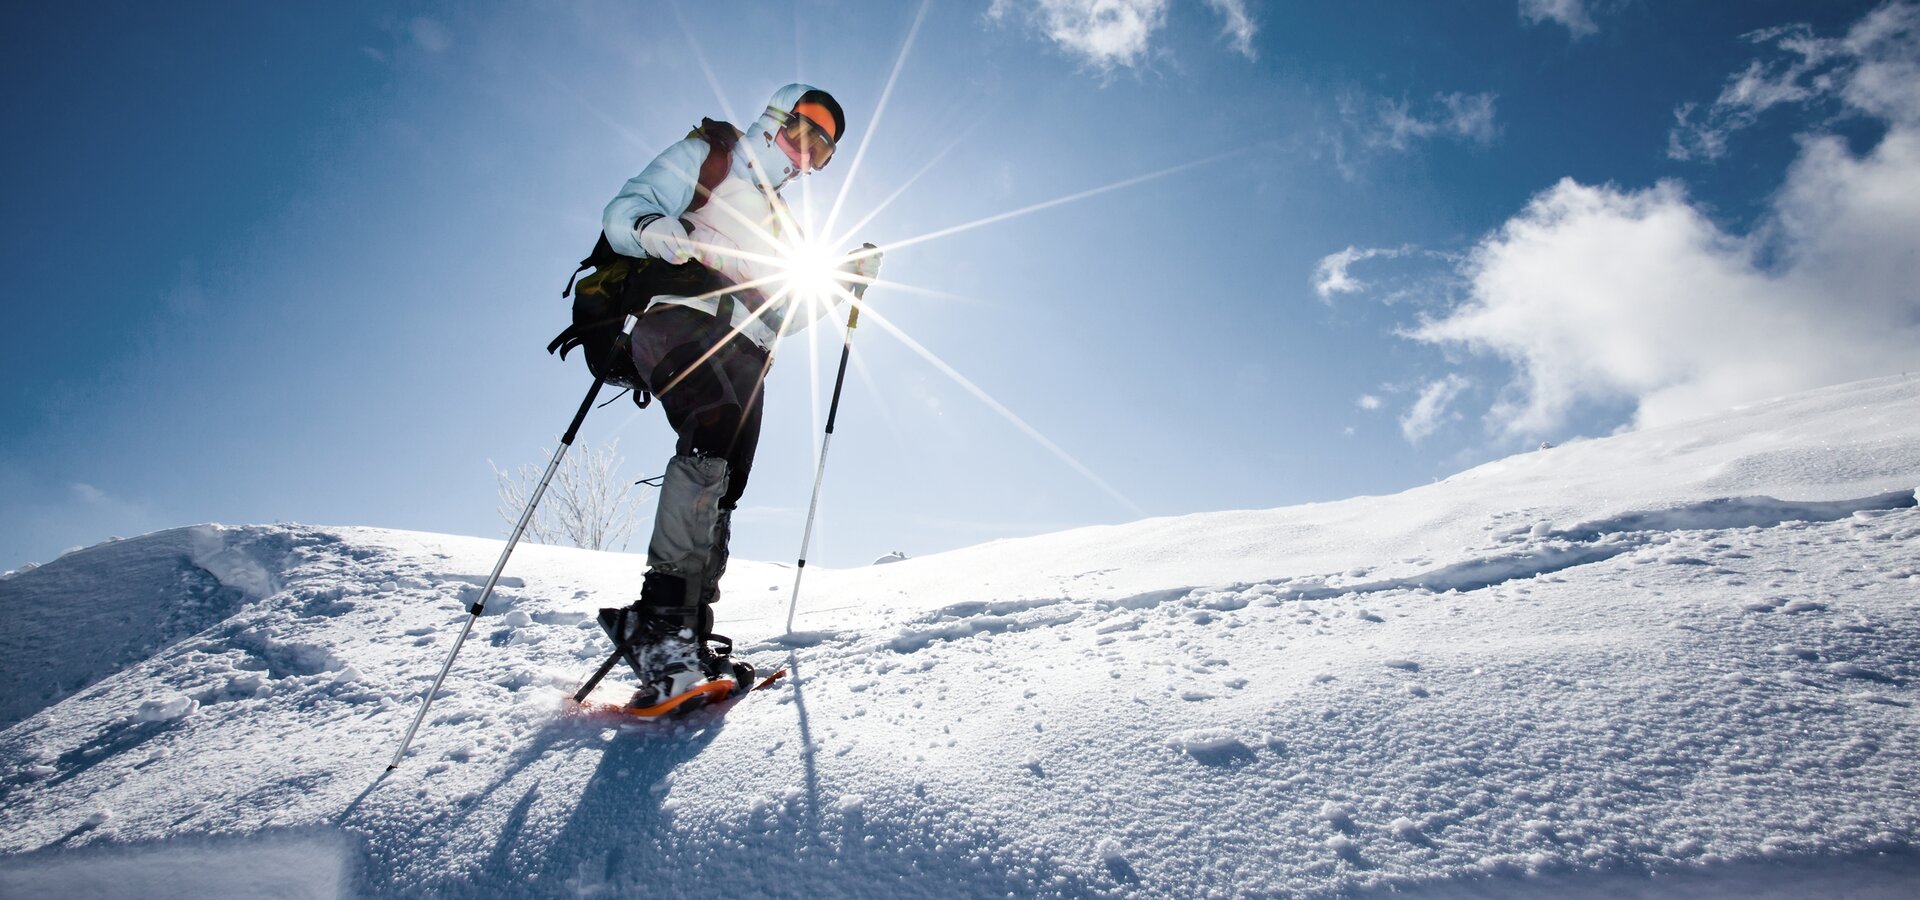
[637,216,696,264]
[840,243,882,282]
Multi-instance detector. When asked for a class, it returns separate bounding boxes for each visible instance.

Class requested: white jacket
[601,83,838,350]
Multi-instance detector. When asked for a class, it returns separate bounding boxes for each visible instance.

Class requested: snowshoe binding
[570,606,777,719]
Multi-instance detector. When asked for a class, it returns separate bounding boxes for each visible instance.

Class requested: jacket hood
[739,82,836,191]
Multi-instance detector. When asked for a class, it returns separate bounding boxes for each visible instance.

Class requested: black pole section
[822,307,858,436]
[558,377,603,451]
[388,378,605,770]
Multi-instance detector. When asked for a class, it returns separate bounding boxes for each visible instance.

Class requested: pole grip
[562,379,605,446]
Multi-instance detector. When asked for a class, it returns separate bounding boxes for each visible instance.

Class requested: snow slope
[2,374,1918,898]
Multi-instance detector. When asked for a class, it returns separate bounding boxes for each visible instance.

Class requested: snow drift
[2,374,1918,898]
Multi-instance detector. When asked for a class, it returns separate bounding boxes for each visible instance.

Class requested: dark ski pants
[631,304,771,509]
[628,303,771,623]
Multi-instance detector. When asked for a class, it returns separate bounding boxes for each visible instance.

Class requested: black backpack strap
[563,233,624,299]
[563,262,587,299]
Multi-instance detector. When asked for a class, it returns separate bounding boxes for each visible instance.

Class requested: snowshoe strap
[701,632,739,680]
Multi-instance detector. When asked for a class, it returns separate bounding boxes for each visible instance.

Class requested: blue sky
[5,0,1917,573]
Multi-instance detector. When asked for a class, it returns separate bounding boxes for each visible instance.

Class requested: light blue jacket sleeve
[601,137,711,258]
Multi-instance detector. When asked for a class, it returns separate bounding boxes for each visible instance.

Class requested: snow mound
[1165,727,1258,765]
[0,524,307,729]
[0,374,1917,897]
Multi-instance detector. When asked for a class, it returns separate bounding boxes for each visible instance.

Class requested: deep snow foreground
[2,375,1919,898]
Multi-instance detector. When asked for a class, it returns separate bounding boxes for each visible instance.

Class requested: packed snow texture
[2,374,1919,898]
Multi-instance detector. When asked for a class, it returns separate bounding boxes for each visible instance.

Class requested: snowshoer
[594,83,880,709]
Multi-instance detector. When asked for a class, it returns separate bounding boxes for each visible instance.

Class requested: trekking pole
[388,378,605,770]
[784,253,874,635]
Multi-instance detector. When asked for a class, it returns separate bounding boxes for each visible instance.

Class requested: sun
[653,0,1209,530]
[774,233,849,310]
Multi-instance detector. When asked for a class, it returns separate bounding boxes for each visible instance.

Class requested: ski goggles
[771,103,837,169]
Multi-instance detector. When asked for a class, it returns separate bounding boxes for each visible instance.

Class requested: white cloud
[989,0,1170,70]
[1413,148,1920,437]
[1376,3,1920,440]
[1520,0,1599,39]
[1670,3,1919,160]
[1400,375,1470,443]
[1205,0,1258,59]
[1357,394,1383,411]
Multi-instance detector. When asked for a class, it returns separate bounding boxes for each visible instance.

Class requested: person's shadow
[496,707,729,893]
[340,690,733,898]
[361,655,1103,898]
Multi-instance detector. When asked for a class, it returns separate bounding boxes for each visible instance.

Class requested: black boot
[596,592,703,705]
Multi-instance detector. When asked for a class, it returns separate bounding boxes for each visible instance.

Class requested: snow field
[1,374,1917,897]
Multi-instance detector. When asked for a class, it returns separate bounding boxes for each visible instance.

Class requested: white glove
[637,216,696,264]
[839,244,883,283]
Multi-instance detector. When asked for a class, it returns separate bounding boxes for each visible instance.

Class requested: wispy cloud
[1366,92,1500,150]
[410,17,452,54]
[1669,2,1918,160]
[362,15,453,64]
[1399,375,1470,443]
[1205,0,1258,59]
[1325,90,1500,177]
[1519,0,1601,39]
[1314,245,1411,301]
[64,482,158,544]
[989,0,1257,70]
[71,483,111,506]
[1311,244,1455,303]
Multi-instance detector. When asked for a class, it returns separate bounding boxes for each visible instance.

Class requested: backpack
[547,119,740,404]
